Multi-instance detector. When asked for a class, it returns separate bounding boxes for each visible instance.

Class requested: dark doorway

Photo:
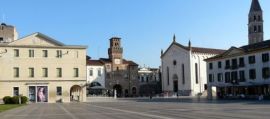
[132,87,137,96]
[113,84,122,97]
[173,80,178,93]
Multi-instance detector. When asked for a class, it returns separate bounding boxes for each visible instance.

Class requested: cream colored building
[0,23,87,103]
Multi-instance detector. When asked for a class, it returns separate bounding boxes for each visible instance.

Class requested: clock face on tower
[114,59,121,64]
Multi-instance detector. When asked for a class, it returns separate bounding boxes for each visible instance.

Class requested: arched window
[254,26,257,32]
[258,25,262,32]
[254,16,257,21]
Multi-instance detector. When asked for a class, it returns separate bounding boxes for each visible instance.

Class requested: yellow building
[0,23,87,103]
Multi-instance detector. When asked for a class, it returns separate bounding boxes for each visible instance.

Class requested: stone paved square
[1,98,270,119]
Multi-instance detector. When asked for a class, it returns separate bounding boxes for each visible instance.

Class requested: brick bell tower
[108,37,123,65]
[248,0,264,44]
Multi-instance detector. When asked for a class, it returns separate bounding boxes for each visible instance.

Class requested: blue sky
[1,0,270,67]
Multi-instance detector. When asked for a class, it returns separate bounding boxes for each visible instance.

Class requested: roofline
[0,45,87,49]
[205,47,270,62]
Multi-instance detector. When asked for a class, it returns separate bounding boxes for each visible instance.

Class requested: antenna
[2,13,5,23]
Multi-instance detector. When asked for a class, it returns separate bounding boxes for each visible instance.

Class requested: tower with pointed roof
[248,0,263,44]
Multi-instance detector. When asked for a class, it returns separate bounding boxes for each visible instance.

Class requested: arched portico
[70,85,83,102]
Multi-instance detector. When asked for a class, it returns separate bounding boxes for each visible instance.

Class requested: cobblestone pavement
[1,98,270,119]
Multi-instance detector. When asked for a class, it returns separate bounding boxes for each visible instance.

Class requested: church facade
[161,36,225,96]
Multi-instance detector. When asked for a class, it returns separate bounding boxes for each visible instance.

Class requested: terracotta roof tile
[191,47,226,54]
[87,60,104,66]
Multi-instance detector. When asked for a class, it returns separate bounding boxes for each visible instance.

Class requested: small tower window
[258,25,262,32]
[258,16,261,21]
[254,16,257,21]
[254,26,257,32]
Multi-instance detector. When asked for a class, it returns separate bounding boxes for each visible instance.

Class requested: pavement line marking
[57,104,78,119]
[87,103,175,119]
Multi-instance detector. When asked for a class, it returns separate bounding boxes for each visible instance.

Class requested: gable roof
[161,41,225,58]
[9,32,65,46]
[205,39,270,61]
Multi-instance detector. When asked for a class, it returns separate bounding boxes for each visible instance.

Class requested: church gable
[8,32,64,46]
[162,43,189,59]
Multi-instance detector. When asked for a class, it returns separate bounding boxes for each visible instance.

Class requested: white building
[206,0,270,100]
[161,36,225,96]
[86,60,106,95]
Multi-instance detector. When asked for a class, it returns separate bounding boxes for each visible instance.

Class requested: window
[89,69,93,76]
[56,68,62,77]
[209,63,213,70]
[13,87,19,96]
[249,56,256,64]
[173,60,177,66]
[182,64,185,84]
[262,67,270,79]
[0,37,3,42]
[167,67,170,85]
[98,69,101,76]
[217,73,223,82]
[42,50,48,57]
[249,69,256,80]
[42,68,48,77]
[218,61,222,68]
[225,60,230,69]
[56,50,62,58]
[239,70,245,82]
[56,87,62,96]
[231,71,238,84]
[29,50,34,57]
[13,67,19,78]
[258,16,261,21]
[254,26,257,32]
[209,74,214,82]
[14,49,19,57]
[231,59,238,69]
[258,25,262,32]
[29,68,34,77]
[262,53,269,62]
[195,63,198,84]
[239,57,245,67]
[74,68,79,77]
[254,16,257,21]
[225,72,230,83]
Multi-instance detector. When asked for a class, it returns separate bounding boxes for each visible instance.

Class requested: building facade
[0,23,87,103]
[206,0,270,100]
[161,36,225,96]
[138,67,162,96]
[86,60,106,96]
[88,37,139,97]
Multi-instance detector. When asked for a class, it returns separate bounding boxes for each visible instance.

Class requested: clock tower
[108,37,123,65]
